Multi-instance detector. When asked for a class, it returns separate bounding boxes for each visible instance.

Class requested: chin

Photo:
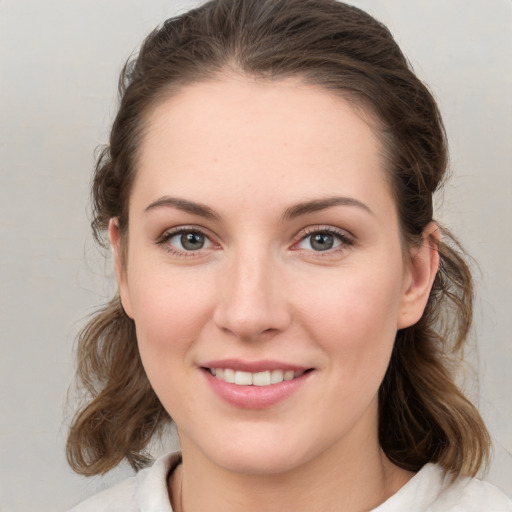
[213,444,309,476]
[186,424,330,477]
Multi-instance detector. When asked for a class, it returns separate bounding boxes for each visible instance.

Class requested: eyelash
[292,226,355,255]
[156,226,216,257]
[156,225,355,257]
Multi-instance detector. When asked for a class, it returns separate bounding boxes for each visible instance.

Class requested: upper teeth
[210,368,304,386]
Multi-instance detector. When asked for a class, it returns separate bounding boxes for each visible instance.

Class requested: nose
[213,250,292,341]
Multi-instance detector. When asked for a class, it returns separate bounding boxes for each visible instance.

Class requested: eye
[303,232,338,251]
[158,228,215,253]
[175,231,207,251]
[295,227,353,252]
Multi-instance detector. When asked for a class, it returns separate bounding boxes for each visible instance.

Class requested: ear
[109,218,134,319]
[397,222,440,329]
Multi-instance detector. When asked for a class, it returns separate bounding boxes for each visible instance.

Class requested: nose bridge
[214,243,290,339]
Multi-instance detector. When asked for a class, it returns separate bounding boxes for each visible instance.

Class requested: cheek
[295,262,404,367]
[126,263,214,366]
[126,267,217,416]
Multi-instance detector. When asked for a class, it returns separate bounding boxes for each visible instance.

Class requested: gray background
[0,1,511,510]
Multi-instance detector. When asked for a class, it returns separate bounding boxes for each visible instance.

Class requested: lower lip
[202,369,312,409]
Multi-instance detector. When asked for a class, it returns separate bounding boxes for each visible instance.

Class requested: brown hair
[67,0,490,477]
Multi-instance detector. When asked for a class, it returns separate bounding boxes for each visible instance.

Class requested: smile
[208,368,306,386]
[202,362,313,408]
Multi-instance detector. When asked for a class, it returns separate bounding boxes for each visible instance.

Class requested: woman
[66,0,512,510]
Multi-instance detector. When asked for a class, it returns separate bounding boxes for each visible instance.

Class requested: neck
[169,425,413,512]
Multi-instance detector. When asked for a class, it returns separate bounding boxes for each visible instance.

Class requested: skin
[110,76,439,512]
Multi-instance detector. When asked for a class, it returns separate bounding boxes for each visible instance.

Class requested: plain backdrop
[0,1,511,510]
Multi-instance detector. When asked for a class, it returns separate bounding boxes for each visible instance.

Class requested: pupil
[181,232,204,250]
[311,233,333,251]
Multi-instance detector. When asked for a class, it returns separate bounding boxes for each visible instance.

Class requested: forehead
[142,76,380,160]
[132,76,395,221]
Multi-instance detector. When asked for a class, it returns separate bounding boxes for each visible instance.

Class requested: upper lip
[201,359,311,373]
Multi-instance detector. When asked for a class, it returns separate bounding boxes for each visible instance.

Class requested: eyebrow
[282,196,373,220]
[144,195,372,221]
[144,196,220,219]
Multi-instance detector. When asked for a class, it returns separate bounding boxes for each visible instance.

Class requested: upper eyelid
[159,225,213,239]
[295,225,354,241]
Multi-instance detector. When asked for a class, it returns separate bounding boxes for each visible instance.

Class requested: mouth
[205,368,309,386]
[201,361,314,408]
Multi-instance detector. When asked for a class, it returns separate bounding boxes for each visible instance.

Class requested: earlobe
[397,222,440,329]
[109,218,134,319]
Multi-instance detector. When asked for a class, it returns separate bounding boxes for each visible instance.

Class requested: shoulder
[374,463,512,512]
[431,471,512,512]
[67,476,137,512]
[67,452,181,512]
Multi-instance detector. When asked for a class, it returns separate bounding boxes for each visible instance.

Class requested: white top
[69,452,512,511]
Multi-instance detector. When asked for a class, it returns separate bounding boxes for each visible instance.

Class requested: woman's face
[112,77,433,475]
